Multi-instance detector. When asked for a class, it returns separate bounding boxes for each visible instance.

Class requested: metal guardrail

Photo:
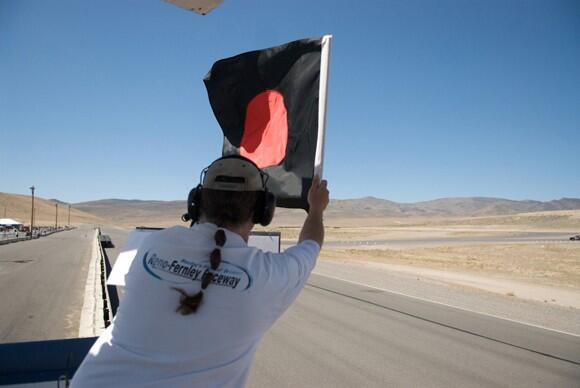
[0,227,76,246]
[96,228,118,327]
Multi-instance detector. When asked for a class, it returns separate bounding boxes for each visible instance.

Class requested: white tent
[0,218,23,226]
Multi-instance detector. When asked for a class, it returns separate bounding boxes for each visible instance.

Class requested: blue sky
[1,0,578,203]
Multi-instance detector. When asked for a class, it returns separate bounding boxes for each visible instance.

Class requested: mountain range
[4,191,578,228]
[72,196,580,227]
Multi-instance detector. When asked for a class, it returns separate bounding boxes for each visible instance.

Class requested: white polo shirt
[71,223,320,388]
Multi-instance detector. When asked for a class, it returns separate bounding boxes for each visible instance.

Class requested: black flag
[204,37,330,209]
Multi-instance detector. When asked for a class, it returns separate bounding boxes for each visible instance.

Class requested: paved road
[248,274,580,387]
[5,227,577,386]
[324,231,577,249]
[101,228,580,386]
[0,226,95,343]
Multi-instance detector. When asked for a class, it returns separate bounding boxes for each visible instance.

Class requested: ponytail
[173,229,225,315]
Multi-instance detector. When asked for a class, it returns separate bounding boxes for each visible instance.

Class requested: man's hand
[299,176,330,247]
[308,176,329,215]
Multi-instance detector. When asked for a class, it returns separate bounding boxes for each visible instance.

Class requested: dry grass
[262,210,580,290]
[320,243,580,289]
[263,210,580,242]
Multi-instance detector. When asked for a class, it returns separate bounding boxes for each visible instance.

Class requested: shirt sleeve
[258,240,320,321]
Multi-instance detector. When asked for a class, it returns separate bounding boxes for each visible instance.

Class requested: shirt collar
[190,222,248,248]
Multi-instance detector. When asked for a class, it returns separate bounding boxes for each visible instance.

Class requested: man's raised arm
[299,176,329,247]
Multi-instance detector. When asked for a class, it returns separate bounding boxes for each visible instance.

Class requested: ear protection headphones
[181,155,276,227]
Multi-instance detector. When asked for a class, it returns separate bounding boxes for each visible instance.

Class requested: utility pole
[68,204,71,227]
[29,186,35,236]
[55,203,58,229]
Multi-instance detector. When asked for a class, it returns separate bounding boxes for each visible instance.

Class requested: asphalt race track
[1,228,579,386]
[0,226,94,343]
[0,226,129,344]
[101,230,577,386]
[249,274,580,387]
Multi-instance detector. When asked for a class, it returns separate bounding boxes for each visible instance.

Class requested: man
[71,155,329,387]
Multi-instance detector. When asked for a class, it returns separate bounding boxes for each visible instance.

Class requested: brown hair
[172,189,260,315]
[173,229,226,315]
[200,188,260,228]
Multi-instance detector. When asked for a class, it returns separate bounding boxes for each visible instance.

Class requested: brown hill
[0,192,107,226]
[73,199,184,228]
[327,196,580,218]
[73,196,580,228]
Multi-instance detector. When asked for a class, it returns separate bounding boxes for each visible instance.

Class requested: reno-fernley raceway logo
[142,251,252,290]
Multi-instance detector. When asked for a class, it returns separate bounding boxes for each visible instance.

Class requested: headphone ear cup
[251,192,264,225]
[185,185,203,224]
[258,191,276,226]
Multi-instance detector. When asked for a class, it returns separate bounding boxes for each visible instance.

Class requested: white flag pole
[313,35,332,179]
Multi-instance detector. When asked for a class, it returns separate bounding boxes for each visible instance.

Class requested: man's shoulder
[143,226,196,246]
[158,225,188,236]
[145,225,184,238]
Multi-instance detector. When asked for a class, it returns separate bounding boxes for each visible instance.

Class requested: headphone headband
[182,155,276,226]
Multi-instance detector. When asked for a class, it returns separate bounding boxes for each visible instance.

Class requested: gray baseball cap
[203,157,265,192]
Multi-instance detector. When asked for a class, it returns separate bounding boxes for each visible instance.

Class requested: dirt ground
[319,243,580,290]
[266,211,580,292]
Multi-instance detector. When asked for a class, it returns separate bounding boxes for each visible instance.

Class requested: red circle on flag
[241,90,288,169]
